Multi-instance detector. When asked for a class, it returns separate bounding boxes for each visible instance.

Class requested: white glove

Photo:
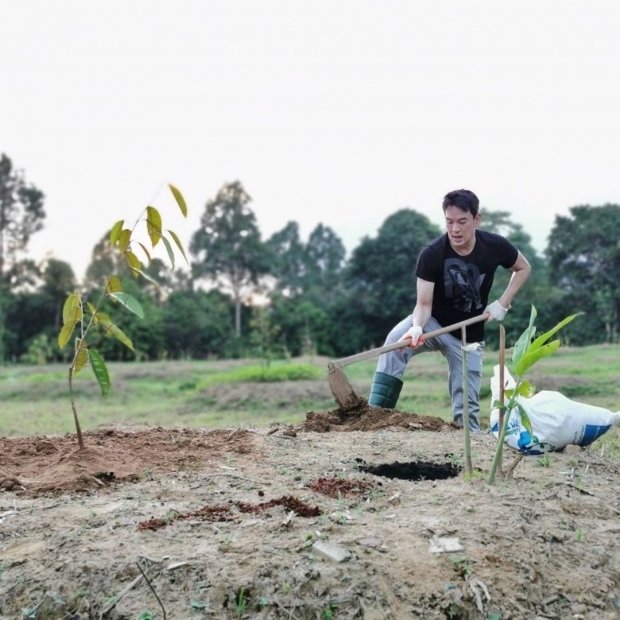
[404,325,424,347]
[484,300,510,322]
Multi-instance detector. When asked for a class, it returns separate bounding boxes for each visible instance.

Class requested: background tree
[190,181,271,338]
[266,221,306,296]
[546,204,620,344]
[343,209,441,352]
[162,289,233,359]
[0,154,46,280]
[481,209,552,347]
[302,224,346,300]
[39,258,77,331]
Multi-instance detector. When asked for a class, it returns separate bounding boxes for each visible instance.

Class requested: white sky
[2,1,620,280]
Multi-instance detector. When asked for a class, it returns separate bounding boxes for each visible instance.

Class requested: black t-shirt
[415,230,518,342]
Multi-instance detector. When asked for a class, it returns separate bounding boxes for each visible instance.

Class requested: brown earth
[1,400,619,619]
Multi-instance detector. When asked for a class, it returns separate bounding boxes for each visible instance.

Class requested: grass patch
[195,363,321,390]
[1,346,619,449]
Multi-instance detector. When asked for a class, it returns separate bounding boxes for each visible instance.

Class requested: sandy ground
[1,401,619,619]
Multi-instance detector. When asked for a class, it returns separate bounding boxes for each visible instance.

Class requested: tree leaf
[134,268,160,287]
[87,302,97,316]
[58,320,77,348]
[110,220,124,245]
[512,305,537,369]
[146,206,162,247]
[62,292,82,324]
[89,349,111,397]
[97,318,135,351]
[161,235,175,269]
[516,380,536,398]
[515,340,561,376]
[527,313,581,354]
[169,183,188,217]
[124,250,142,273]
[106,276,122,294]
[137,242,152,262]
[107,292,145,318]
[168,229,188,263]
[118,228,132,253]
[517,402,533,434]
[74,342,89,374]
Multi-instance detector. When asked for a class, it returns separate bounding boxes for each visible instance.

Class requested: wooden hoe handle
[330,313,490,370]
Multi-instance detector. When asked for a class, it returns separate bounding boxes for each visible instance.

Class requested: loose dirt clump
[308,476,378,498]
[138,496,322,531]
[300,400,457,432]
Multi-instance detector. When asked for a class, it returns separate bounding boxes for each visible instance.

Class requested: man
[368,189,531,432]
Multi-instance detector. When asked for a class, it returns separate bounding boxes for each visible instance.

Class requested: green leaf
[168,229,188,263]
[146,206,162,247]
[97,318,135,351]
[107,292,145,318]
[169,183,188,217]
[516,380,536,398]
[512,305,537,369]
[517,402,533,434]
[74,341,89,374]
[106,276,122,294]
[118,228,132,253]
[161,235,175,269]
[62,292,82,324]
[124,250,142,273]
[134,268,160,287]
[58,320,77,348]
[89,349,110,397]
[110,220,124,245]
[514,340,561,376]
[527,313,581,354]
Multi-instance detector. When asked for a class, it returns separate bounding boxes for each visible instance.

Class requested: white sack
[490,365,620,454]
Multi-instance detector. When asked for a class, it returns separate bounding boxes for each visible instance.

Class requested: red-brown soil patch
[0,425,261,496]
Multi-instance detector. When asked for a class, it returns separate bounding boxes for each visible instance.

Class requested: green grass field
[1,344,619,456]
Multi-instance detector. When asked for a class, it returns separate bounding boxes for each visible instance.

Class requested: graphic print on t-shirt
[443,258,485,313]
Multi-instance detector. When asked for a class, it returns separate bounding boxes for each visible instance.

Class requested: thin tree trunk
[234,294,241,337]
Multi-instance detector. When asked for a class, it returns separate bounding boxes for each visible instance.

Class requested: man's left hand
[484,300,510,322]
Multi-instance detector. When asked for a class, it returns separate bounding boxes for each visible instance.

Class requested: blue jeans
[375,316,484,432]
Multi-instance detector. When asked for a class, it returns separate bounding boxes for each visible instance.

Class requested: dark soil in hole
[357,459,461,481]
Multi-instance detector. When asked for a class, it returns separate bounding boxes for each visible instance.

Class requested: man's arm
[412,278,435,328]
[403,278,435,347]
[497,251,531,309]
[485,251,532,321]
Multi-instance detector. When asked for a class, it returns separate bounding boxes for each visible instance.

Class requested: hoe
[327,314,490,410]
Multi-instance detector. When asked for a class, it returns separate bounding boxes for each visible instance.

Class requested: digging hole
[357,459,460,481]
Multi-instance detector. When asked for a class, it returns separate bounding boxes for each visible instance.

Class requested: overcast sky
[3,1,620,280]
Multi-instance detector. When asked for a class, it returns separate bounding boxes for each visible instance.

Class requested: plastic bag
[490,365,620,454]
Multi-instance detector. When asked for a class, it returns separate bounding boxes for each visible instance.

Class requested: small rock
[429,536,463,553]
[312,540,352,563]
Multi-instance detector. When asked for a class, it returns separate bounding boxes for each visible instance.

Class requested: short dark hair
[442,189,479,217]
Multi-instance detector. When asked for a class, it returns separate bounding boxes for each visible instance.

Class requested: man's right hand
[404,325,424,347]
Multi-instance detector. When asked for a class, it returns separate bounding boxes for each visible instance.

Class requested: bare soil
[1,398,619,619]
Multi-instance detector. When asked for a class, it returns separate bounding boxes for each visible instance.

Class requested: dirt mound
[0,425,261,496]
[299,401,458,432]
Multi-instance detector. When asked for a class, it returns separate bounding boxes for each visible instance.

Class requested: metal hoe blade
[327,362,362,410]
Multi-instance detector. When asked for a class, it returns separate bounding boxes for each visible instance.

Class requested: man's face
[444,206,480,250]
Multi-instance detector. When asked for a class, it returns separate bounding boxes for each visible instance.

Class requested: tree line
[1,153,619,365]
